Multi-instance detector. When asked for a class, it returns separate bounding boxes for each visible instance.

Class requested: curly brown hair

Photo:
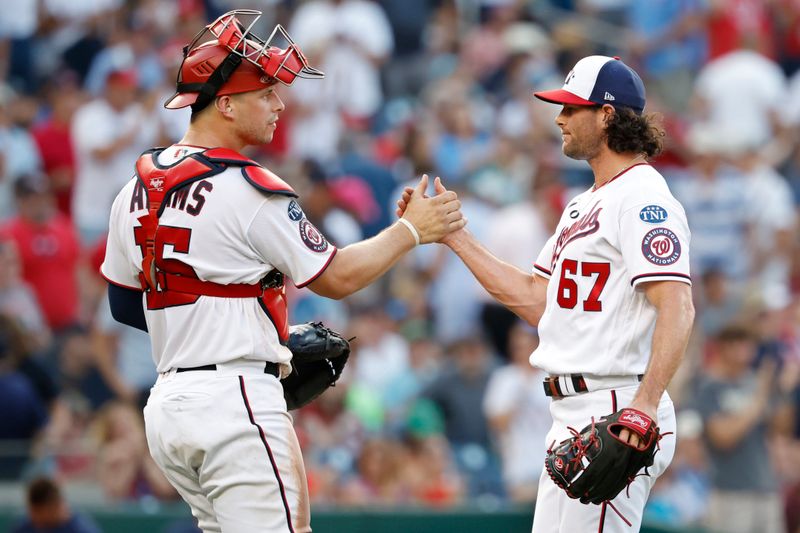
[605,107,665,158]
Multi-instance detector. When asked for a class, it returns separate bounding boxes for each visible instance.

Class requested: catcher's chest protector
[134,148,296,341]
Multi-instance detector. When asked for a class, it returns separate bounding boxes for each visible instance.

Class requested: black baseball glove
[281,322,351,410]
[544,408,662,506]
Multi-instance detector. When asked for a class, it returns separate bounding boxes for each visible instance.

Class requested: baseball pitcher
[397,56,694,532]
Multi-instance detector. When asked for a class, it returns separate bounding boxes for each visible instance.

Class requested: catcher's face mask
[164,9,324,111]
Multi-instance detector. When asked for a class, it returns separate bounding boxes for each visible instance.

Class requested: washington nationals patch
[641,227,681,265]
[299,219,329,252]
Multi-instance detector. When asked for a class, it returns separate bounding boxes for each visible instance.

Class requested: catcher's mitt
[545,408,661,508]
[281,322,350,410]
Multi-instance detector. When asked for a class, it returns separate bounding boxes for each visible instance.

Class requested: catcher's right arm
[281,322,350,410]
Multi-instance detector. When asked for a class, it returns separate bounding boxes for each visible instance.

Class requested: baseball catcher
[545,408,663,524]
[283,322,351,410]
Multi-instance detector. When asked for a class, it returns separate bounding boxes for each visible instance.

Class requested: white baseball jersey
[531,163,691,376]
[101,145,336,372]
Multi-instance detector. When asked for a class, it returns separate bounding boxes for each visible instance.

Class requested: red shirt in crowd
[32,120,76,217]
[706,0,776,60]
[1,215,81,331]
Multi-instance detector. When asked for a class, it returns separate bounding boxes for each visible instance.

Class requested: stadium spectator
[459,1,521,88]
[296,158,364,247]
[624,0,707,113]
[692,47,792,165]
[0,0,38,92]
[70,67,157,246]
[91,289,156,407]
[404,433,464,506]
[423,335,502,497]
[702,0,777,60]
[0,85,42,221]
[289,0,394,121]
[0,238,50,345]
[669,124,752,284]
[380,0,438,98]
[382,333,443,429]
[287,0,394,159]
[731,137,797,302]
[347,305,411,425]
[56,325,114,412]
[10,477,100,533]
[93,400,176,501]
[0,174,82,334]
[31,77,82,218]
[294,382,366,503]
[339,438,410,504]
[431,93,496,185]
[0,314,48,480]
[84,20,164,96]
[480,174,552,358]
[483,321,550,502]
[644,409,710,527]
[415,185,496,342]
[695,268,740,339]
[695,324,795,533]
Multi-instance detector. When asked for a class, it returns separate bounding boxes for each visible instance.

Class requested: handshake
[393,174,466,245]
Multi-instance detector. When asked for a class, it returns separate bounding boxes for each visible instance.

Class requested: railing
[0,503,713,533]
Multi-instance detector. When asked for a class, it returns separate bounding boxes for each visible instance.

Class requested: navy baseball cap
[534,55,646,115]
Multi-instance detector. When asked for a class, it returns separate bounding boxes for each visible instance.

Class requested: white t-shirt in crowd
[694,50,788,148]
[71,99,158,239]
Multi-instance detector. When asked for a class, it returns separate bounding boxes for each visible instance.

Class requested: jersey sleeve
[532,233,557,279]
[619,195,692,288]
[247,195,337,287]
[100,184,142,290]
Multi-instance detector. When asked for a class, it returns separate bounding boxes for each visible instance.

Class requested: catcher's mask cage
[165,9,324,111]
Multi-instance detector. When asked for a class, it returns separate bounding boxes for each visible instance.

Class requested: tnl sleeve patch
[638,205,668,224]
[641,227,681,265]
[299,218,329,252]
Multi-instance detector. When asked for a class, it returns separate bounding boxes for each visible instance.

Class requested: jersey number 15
[133,224,200,309]
[556,259,610,312]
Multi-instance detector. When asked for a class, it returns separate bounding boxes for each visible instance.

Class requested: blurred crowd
[2,0,800,531]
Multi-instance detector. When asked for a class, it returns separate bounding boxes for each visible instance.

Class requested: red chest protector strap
[134,147,296,300]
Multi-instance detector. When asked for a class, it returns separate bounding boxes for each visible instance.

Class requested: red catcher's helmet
[164,9,324,110]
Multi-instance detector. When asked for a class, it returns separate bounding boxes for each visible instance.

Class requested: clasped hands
[395,174,466,244]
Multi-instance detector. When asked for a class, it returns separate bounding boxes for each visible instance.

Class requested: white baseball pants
[144,367,310,533]
[531,384,676,533]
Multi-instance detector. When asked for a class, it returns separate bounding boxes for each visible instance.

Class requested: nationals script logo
[551,201,603,269]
